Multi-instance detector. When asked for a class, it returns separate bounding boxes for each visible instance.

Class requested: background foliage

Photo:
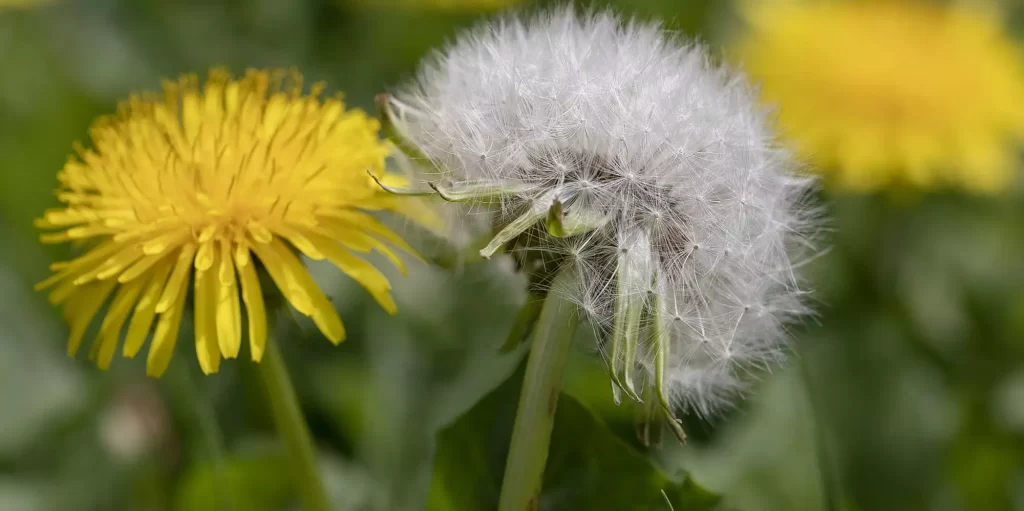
[1,1,1022,510]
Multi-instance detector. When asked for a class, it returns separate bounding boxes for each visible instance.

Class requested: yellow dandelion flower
[35,69,435,377]
[735,0,1024,192]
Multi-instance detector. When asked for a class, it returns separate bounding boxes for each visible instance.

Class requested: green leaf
[427,366,721,511]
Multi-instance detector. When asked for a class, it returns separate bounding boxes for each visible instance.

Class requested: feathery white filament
[392,7,820,418]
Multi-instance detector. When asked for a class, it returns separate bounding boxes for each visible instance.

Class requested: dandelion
[35,68,429,377]
[382,7,818,425]
[735,0,1024,193]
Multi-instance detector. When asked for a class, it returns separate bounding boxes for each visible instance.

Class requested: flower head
[735,0,1024,192]
[386,8,818,419]
[36,69,429,377]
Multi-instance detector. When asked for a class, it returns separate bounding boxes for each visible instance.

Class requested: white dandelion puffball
[387,7,821,420]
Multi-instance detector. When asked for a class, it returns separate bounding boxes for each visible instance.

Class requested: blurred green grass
[1,1,1023,510]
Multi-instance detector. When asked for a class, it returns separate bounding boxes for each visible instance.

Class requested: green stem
[499,292,545,353]
[498,268,580,511]
[259,335,331,511]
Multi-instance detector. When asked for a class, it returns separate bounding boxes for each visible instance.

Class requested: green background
[1,1,1023,510]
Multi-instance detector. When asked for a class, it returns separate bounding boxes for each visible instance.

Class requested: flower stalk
[259,334,331,511]
[498,267,580,511]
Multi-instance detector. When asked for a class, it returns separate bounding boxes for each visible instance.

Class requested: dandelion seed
[735,0,1024,193]
[384,8,820,419]
[36,68,433,377]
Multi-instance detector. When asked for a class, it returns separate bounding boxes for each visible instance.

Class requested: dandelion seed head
[392,8,821,417]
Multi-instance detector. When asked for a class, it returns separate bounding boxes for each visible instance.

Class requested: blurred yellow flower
[736,0,1024,192]
[36,69,433,377]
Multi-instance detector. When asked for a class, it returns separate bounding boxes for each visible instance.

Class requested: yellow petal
[76,245,143,284]
[118,251,173,283]
[157,244,198,313]
[147,259,190,378]
[247,220,273,244]
[35,207,97,228]
[304,230,397,314]
[124,260,174,358]
[36,240,122,291]
[47,278,79,306]
[271,224,325,260]
[40,224,118,244]
[315,218,407,274]
[64,279,118,357]
[194,258,222,375]
[250,238,313,315]
[252,238,345,344]
[234,239,251,267]
[93,277,147,370]
[142,231,186,255]
[216,240,242,359]
[35,271,69,293]
[321,209,423,260]
[270,240,345,344]
[237,252,267,362]
[194,238,216,271]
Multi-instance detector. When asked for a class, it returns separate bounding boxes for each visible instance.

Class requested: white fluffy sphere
[390,7,821,418]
